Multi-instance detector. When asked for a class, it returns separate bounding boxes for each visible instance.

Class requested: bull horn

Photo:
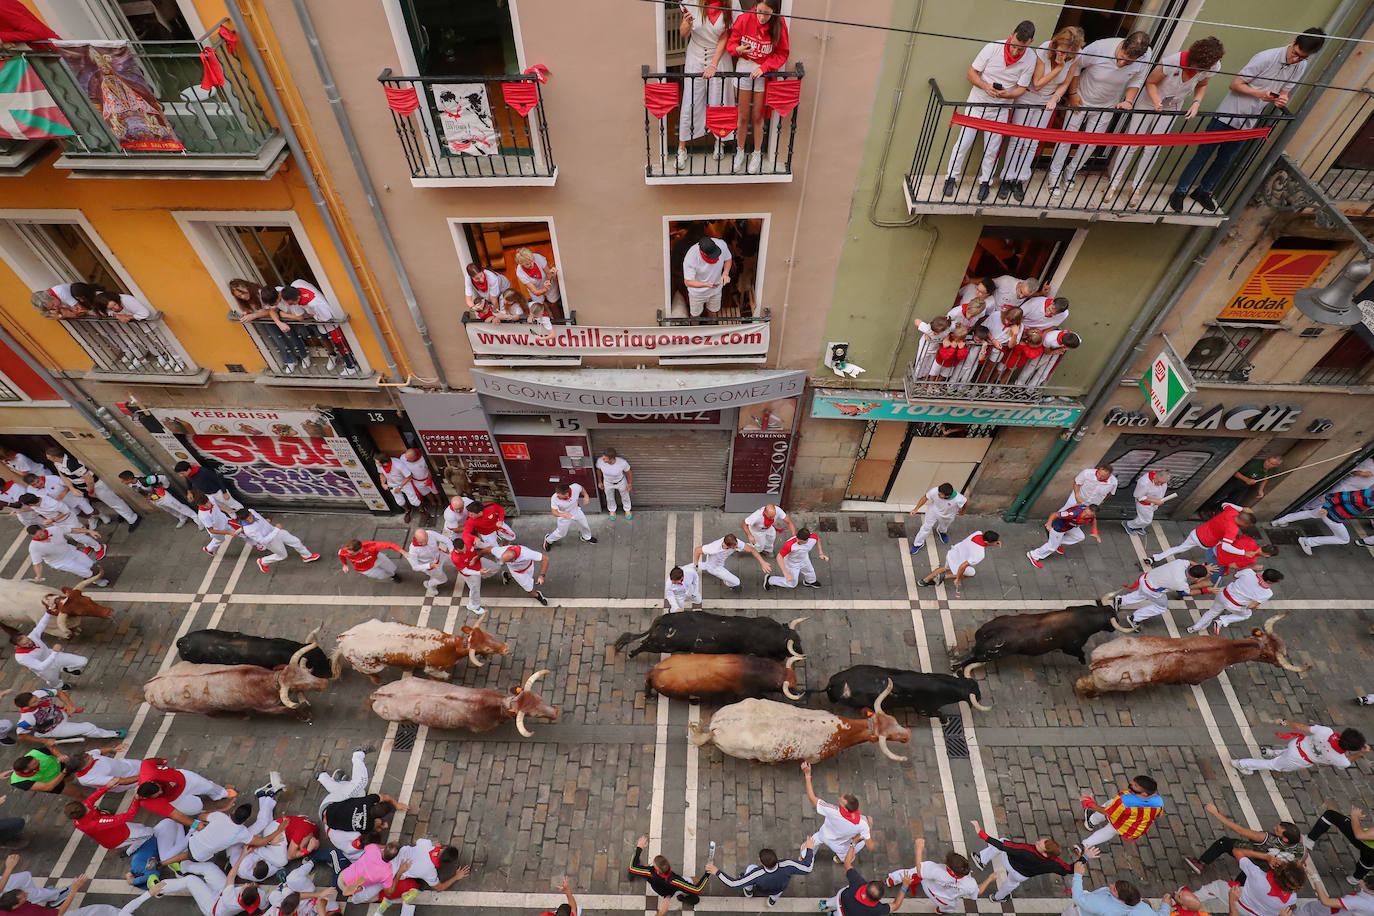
[967,692,992,712]
[329,647,343,679]
[515,712,533,738]
[782,654,804,701]
[873,679,893,717]
[1276,653,1311,674]
[468,643,484,668]
[788,616,808,630]
[304,625,322,650]
[522,669,550,692]
[278,681,300,709]
[1263,614,1286,634]
[72,573,102,591]
[962,662,985,679]
[1110,616,1134,633]
[877,735,907,762]
[288,643,311,669]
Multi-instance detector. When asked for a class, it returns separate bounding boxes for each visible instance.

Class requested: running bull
[949,602,1120,675]
[331,618,509,681]
[0,577,113,639]
[813,665,990,717]
[144,652,327,721]
[645,649,806,702]
[177,626,332,679]
[1074,614,1307,698]
[369,670,559,736]
[614,612,806,659]
[689,681,911,764]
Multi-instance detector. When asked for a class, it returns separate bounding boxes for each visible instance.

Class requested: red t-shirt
[1194,504,1242,548]
[136,758,186,817]
[73,785,143,849]
[1215,533,1259,570]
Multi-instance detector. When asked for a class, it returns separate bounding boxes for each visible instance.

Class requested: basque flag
[0,57,75,140]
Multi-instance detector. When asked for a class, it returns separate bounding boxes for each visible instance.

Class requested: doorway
[1096,433,1243,519]
[846,422,994,503]
[399,0,518,76]
[961,225,1079,303]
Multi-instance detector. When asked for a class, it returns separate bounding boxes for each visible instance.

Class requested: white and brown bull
[369,670,559,736]
[645,649,805,702]
[331,618,509,682]
[689,681,911,763]
[144,646,328,721]
[0,577,113,639]
[1074,615,1307,698]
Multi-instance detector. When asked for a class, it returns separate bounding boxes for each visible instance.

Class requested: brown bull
[645,650,805,702]
[331,618,509,682]
[369,670,559,735]
[1075,615,1307,698]
[144,649,328,721]
[0,577,113,639]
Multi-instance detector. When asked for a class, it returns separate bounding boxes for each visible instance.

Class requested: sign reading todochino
[467,322,770,359]
[1218,249,1335,322]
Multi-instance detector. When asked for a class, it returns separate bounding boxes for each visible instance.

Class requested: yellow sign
[1218,249,1335,322]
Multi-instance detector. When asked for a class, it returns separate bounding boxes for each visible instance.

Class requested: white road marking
[683,511,703,878]
[648,513,676,867]
[0,529,26,573]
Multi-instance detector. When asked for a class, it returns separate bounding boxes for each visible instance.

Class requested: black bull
[177,628,333,679]
[614,612,806,659]
[812,665,990,716]
[948,603,1120,673]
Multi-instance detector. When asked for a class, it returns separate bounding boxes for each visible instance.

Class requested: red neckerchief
[704,0,723,24]
[1004,39,1026,66]
[838,805,861,825]
[471,273,488,291]
[524,262,542,280]
[1265,870,1292,901]
[1180,50,1197,81]
[76,757,98,777]
[412,534,425,547]
[15,645,36,654]
[762,510,775,529]
[429,845,444,867]
[1329,734,1346,755]
[972,534,987,547]
[1148,471,1161,483]
[295,287,315,305]
[31,531,50,542]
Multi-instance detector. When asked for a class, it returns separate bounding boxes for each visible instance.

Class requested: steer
[332,618,509,682]
[645,650,805,702]
[689,681,911,764]
[177,626,332,679]
[949,603,1119,675]
[815,665,990,717]
[144,652,327,721]
[614,612,806,659]
[369,670,559,736]
[0,577,113,639]
[1075,615,1307,698]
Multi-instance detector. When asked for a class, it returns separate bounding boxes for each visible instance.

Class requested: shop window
[665,216,766,322]
[1303,327,1374,385]
[450,219,567,322]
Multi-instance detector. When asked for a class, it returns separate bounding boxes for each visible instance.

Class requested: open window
[960,225,1079,300]
[449,218,567,322]
[664,215,767,322]
[397,0,519,76]
[32,0,202,40]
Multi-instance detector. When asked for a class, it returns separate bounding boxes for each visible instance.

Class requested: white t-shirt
[1236,857,1294,916]
[699,537,740,566]
[1216,45,1309,128]
[1133,472,1168,505]
[1325,890,1374,916]
[407,531,453,568]
[1072,468,1118,505]
[73,749,140,788]
[1296,724,1353,769]
[502,545,543,574]
[394,838,440,886]
[1145,50,1220,106]
[287,280,336,321]
[1220,567,1272,608]
[1144,558,1193,592]
[916,860,979,908]
[48,284,79,307]
[665,565,701,605]
[198,503,230,531]
[111,293,152,320]
[744,505,789,535]
[683,238,732,300]
[990,275,1028,312]
[189,811,255,859]
[515,253,559,303]
[396,452,433,484]
[1042,328,1074,350]
[240,515,277,544]
[598,457,630,486]
[778,535,819,563]
[26,475,68,503]
[945,532,988,572]
[443,498,474,534]
[463,269,508,304]
[551,484,586,514]
[1021,41,1076,104]
[812,799,870,848]
[3,452,46,477]
[966,39,1035,104]
[1075,37,1152,105]
[946,296,987,331]
[921,487,967,521]
[1019,296,1066,330]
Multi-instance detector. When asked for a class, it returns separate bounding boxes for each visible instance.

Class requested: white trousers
[356,555,397,581]
[327,827,364,862]
[1274,507,1350,547]
[50,520,99,551]
[768,555,816,588]
[41,545,97,578]
[547,509,591,544]
[151,496,200,525]
[1233,740,1313,773]
[605,482,631,513]
[1107,109,1180,190]
[507,562,538,593]
[1190,594,1255,632]
[318,750,369,816]
[407,553,451,590]
[20,649,88,688]
[151,817,188,860]
[748,526,778,554]
[1120,584,1170,622]
[1030,526,1084,560]
[913,513,956,546]
[389,484,421,508]
[168,770,228,815]
[459,567,493,611]
[699,560,739,589]
[1127,500,1157,529]
[92,480,137,524]
[1082,811,1121,848]
[1000,105,1054,182]
[261,529,312,566]
[1152,530,1204,562]
[976,846,1030,901]
[208,489,243,514]
[946,103,1010,183]
[678,47,735,143]
[42,717,119,740]
[159,860,227,916]
[1048,107,1116,183]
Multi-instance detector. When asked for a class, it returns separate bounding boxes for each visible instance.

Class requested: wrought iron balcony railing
[904,338,1066,403]
[234,315,370,380]
[59,312,198,378]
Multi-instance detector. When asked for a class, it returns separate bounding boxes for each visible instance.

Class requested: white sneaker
[747,150,762,174]
[425,587,438,597]
[1231,760,1254,775]
[283,362,295,374]
[339,367,358,377]
[1048,183,1062,198]
[175,517,188,529]
[712,138,724,160]
[1299,538,1313,556]
[469,606,487,616]
[1270,518,1289,528]
[302,356,312,369]
[675,147,687,171]
[732,149,746,172]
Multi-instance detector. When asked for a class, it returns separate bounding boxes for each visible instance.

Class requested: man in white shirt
[802,761,872,863]
[1124,469,1169,535]
[1187,567,1281,634]
[990,274,1041,313]
[400,528,452,596]
[377,456,421,521]
[595,448,633,519]
[396,447,440,516]
[498,544,549,606]
[942,21,1037,202]
[1061,465,1119,512]
[233,508,318,573]
[908,483,968,555]
[1019,295,1069,331]
[1193,858,1305,916]
[26,525,106,586]
[741,503,795,555]
[1232,719,1368,775]
[886,837,977,914]
[66,746,141,791]
[1047,31,1153,195]
[442,494,475,540]
[1113,560,1212,629]
[917,530,999,594]
[279,280,360,377]
[46,446,139,530]
[544,482,597,552]
[664,565,702,611]
[1171,28,1326,212]
[23,470,92,519]
[16,493,102,551]
[10,610,89,689]
[193,493,236,555]
[0,447,46,478]
[682,237,733,317]
[764,527,828,590]
[1297,874,1374,916]
[693,533,771,594]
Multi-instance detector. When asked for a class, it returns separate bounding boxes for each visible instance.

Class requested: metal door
[1095,433,1243,519]
[589,430,730,508]
[493,434,596,500]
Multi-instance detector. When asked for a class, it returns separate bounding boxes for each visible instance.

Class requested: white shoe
[732,149,746,172]
[425,587,438,597]
[326,355,336,372]
[675,147,687,171]
[302,356,311,369]
[747,150,762,174]
[1048,183,1062,198]
[712,138,724,160]
[1270,518,1289,528]
[339,367,358,377]
[469,606,487,616]
[283,362,296,374]
[1299,538,1313,556]
[1231,760,1254,775]
[175,518,188,529]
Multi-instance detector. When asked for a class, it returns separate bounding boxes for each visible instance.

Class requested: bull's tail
[687,720,712,747]
[613,628,649,655]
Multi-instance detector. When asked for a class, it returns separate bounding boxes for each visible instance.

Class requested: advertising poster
[1217,249,1335,322]
[432,83,498,156]
[728,397,797,506]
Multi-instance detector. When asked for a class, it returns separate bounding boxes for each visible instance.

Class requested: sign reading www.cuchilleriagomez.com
[467,322,770,359]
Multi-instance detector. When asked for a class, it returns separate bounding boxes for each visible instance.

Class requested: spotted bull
[1074,615,1307,698]
[0,577,113,639]
[645,650,805,703]
[331,618,509,682]
[369,670,559,736]
[813,665,990,717]
[949,603,1120,674]
[177,626,332,679]
[144,653,327,721]
[614,612,806,659]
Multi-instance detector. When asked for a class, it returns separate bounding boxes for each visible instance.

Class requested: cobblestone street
[3,506,1372,915]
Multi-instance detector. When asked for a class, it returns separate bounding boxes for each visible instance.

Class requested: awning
[470,368,805,411]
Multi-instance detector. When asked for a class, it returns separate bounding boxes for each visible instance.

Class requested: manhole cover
[887,521,907,538]
[848,517,869,533]
[817,516,838,532]
[940,713,969,759]
[394,723,419,751]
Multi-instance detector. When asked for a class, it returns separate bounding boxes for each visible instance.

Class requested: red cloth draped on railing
[705,106,738,138]
[644,82,680,118]
[199,47,225,90]
[502,82,539,116]
[384,85,420,117]
[217,24,239,54]
[764,79,801,117]
[949,112,1272,146]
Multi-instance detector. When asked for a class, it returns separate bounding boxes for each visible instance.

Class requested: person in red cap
[682,236,733,317]
[338,540,403,583]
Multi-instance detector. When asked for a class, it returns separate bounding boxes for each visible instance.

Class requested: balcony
[904,338,1069,403]
[905,79,1291,224]
[377,70,556,187]
[58,313,206,384]
[0,138,49,175]
[467,312,581,367]
[233,315,375,386]
[641,64,803,184]
[1307,89,1374,215]
[20,20,284,176]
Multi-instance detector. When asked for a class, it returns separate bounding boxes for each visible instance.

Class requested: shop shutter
[589,430,730,508]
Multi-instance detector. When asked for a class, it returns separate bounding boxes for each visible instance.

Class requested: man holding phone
[1169,28,1326,213]
[942,20,1037,202]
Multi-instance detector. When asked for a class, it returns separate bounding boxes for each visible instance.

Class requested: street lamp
[1293,258,1372,327]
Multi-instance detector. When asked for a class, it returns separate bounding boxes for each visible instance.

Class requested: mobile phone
[992,82,1005,91]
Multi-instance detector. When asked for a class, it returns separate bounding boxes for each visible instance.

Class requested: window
[8,222,126,293]
[1333,111,1374,172]
[962,225,1079,295]
[32,0,201,41]
[215,225,320,292]
[449,218,567,321]
[399,0,518,76]
[1303,327,1374,385]
[665,216,766,321]
[1185,325,1276,381]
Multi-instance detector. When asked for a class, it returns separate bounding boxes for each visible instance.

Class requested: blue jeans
[260,322,307,365]
[1174,119,1243,194]
[1204,545,1223,583]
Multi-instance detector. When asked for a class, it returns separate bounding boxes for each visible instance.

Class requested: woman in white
[1107,36,1224,206]
[999,27,1083,201]
[526,300,554,336]
[675,0,737,170]
[514,247,560,308]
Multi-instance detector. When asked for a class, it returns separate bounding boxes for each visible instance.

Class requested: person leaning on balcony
[29,284,95,320]
[942,20,1037,202]
[998,26,1084,203]
[683,236,734,317]
[725,0,790,175]
[1020,295,1069,330]
[92,290,151,323]
[1170,28,1326,214]
[228,278,308,373]
[489,289,528,324]
[990,274,1041,314]
[1106,36,1224,208]
[278,280,360,377]
[948,279,991,331]
[462,262,509,322]
[675,0,737,171]
[1046,31,1153,198]
[514,247,560,309]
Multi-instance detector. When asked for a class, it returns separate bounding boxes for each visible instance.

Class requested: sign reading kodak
[1218,249,1335,322]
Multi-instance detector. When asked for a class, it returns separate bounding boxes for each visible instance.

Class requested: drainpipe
[223,0,407,385]
[1003,0,1372,523]
[281,0,450,390]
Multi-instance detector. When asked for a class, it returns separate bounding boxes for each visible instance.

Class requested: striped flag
[0,57,75,140]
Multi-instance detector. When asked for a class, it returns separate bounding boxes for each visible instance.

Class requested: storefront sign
[148,408,389,511]
[1107,402,1306,433]
[1138,348,1193,422]
[414,430,497,456]
[811,391,1082,427]
[500,442,531,460]
[471,369,806,410]
[394,390,514,506]
[730,432,791,494]
[1217,249,1335,322]
[467,322,770,360]
[596,411,722,425]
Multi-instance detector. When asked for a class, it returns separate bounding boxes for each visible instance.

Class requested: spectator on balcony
[914,316,952,377]
[1024,328,1079,387]
[683,236,734,318]
[982,306,1024,381]
[934,326,971,379]
[1169,28,1326,213]
[462,262,509,321]
[947,280,991,331]
[1107,37,1225,207]
[726,0,790,175]
[514,247,561,310]
[942,20,1037,202]
[1004,328,1045,381]
[527,301,554,336]
[990,274,1041,313]
[488,288,528,324]
[229,278,308,374]
[1020,295,1069,330]
[676,0,737,171]
[999,27,1084,203]
[92,290,151,323]
[30,284,95,320]
[277,281,360,378]
[1046,31,1152,198]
